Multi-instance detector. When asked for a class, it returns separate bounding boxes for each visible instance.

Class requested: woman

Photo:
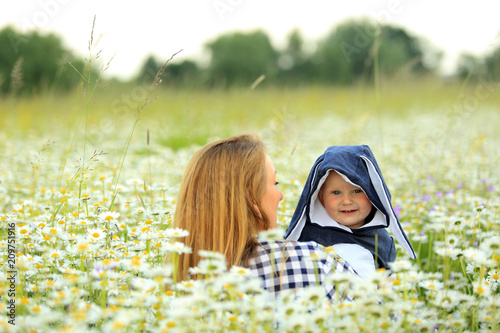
[173,134,356,299]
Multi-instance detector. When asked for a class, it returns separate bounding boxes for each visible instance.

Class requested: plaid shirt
[249,240,357,300]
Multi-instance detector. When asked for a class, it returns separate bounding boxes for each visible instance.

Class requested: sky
[1,0,500,80]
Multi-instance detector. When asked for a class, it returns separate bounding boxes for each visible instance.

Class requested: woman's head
[173,134,282,281]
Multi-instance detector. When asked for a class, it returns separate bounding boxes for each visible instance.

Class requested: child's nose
[341,195,353,204]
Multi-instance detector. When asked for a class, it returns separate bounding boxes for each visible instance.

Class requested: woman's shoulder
[253,239,335,266]
[258,239,325,254]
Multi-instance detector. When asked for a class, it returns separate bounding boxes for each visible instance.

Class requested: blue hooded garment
[284,145,416,276]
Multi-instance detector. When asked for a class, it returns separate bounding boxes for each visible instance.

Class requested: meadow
[1,75,499,332]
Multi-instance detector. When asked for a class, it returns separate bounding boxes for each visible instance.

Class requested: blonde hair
[172,134,271,282]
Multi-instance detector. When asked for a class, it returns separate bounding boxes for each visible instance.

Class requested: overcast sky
[1,0,500,79]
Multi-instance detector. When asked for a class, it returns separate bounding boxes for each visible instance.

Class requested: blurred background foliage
[0,19,499,95]
[0,26,85,95]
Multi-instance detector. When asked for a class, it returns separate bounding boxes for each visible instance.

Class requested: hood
[284,145,416,259]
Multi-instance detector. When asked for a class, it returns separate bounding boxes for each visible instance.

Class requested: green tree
[313,20,435,84]
[277,28,319,85]
[456,53,483,80]
[205,30,278,87]
[136,56,202,87]
[163,60,201,86]
[136,55,161,84]
[484,46,500,81]
[0,26,84,95]
[280,28,306,69]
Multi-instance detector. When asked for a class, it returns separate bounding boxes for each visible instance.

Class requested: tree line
[1,19,499,95]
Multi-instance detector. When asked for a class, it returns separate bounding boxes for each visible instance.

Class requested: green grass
[2,77,498,140]
[1,80,499,332]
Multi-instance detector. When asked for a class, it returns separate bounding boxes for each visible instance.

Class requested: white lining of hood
[309,170,386,232]
[360,156,416,259]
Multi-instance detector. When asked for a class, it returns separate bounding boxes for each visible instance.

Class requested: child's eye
[275,181,279,186]
[333,190,341,195]
[353,189,362,194]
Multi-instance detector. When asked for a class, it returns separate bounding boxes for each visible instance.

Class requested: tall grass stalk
[145,129,153,209]
[67,15,113,215]
[372,26,384,150]
[108,49,182,210]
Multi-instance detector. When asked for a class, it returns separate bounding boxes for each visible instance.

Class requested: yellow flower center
[380,322,390,329]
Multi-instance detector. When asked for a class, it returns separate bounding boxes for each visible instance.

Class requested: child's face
[318,171,373,229]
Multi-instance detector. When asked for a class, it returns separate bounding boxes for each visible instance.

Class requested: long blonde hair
[172,134,271,282]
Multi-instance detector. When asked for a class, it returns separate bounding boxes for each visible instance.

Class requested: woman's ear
[246,190,262,218]
[251,199,262,218]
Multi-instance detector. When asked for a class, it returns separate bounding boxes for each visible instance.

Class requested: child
[284,145,415,278]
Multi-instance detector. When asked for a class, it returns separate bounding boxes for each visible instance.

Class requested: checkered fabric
[249,240,356,300]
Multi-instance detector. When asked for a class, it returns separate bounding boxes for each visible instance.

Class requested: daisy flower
[229,266,251,276]
[444,234,461,248]
[190,258,226,276]
[47,250,65,262]
[257,228,283,242]
[88,228,106,242]
[166,241,192,255]
[486,269,500,291]
[198,250,225,260]
[463,248,491,266]
[18,225,31,238]
[389,259,414,272]
[419,279,443,291]
[76,219,93,226]
[480,236,500,255]
[473,279,492,297]
[127,178,142,186]
[433,246,461,259]
[432,290,465,311]
[164,228,189,238]
[98,211,120,221]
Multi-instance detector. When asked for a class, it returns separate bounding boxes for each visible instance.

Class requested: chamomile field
[1,78,499,332]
